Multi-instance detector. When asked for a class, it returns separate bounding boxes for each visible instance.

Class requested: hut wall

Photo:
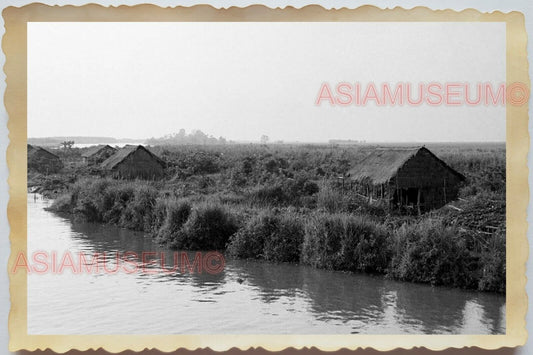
[112,149,164,180]
[390,149,463,210]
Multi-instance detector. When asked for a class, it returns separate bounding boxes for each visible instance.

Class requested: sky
[27,22,506,142]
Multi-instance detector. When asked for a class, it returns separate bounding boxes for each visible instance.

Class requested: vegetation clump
[170,203,239,250]
[302,214,390,273]
[227,211,305,262]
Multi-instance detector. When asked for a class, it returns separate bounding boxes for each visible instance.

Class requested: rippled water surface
[27,194,506,334]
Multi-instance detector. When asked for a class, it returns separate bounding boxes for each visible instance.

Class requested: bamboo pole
[443,178,447,203]
[417,188,421,215]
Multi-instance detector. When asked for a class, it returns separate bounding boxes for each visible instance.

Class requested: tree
[260,135,269,144]
[60,140,74,149]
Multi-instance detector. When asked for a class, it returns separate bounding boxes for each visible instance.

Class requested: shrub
[227,211,305,262]
[102,184,136,224]
[302,180,320,195]
[154,199,192,245]
[118,185,159,231]
[316,185,347,212]
[74,195,101,222]
[150,198,170,236]
[229,169,247,189]
[70,179,112,222]
[48,193,74,213]
[478,229,506,292]
[341,215,390,272]
[171,203,239,250]
[247,184,287,205]
[301,214,345,270]
[388,218,480,288]
[301,213,390,273]
[227,212,278,259]
[262,214,305,262]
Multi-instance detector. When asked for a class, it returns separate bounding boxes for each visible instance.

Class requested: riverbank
[46,176,505,293]
[29,194,506,334]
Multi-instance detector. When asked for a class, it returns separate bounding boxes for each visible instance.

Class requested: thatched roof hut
[101,145,165,180]
[81,145,117,165]
[348,146,465,212]
[27,144,63,174]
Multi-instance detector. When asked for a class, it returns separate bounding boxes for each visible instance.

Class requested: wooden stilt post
[443,178,447,204]
[417,188,421,215]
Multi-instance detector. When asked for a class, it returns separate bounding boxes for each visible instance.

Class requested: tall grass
[227,211,304,262]
[169,203,239,250]
[301,213,390,273]
[316,184,348,212]
[152,198,191,244]
[389,218,481,289]
[478,229,506,293]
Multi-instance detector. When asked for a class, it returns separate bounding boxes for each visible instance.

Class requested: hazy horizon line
[27,136,506,145]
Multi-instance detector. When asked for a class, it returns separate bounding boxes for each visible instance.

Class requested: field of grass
[38,142,505,293]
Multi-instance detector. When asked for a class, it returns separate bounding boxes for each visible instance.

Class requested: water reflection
[27,194,506,334]
[229,259,505,334]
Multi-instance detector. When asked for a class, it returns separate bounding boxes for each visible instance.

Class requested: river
[27,194,506,334]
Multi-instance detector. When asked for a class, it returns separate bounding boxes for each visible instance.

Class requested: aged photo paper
[4,3,529,352]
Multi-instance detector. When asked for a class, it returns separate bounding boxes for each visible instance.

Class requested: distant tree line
[146,129,228,145]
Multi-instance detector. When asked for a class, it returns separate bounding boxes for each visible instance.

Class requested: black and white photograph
[22,20,510,336]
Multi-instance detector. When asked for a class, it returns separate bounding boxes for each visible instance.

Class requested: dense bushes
[119,185,159,231]
[47,174,506,292]
[50,178,238,251]
[302,214,390,273]
[386,218,505,292]
[228,212,390,273]
[246,176,320,207]
[316,185,348,212]
[227,211,304,262]
[389,219,480,288]
[153,198,191,243]
[170,204,239,250]
[49,193,74,213]
[65,179,159,231]
[478,229,506,293]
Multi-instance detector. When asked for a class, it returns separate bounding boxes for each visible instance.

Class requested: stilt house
[348,146,465,212]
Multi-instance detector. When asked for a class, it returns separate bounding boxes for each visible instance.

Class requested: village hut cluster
[28,144,166,180]
[28,143,466,213]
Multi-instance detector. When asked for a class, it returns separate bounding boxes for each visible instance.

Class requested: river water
[27,194,506,334]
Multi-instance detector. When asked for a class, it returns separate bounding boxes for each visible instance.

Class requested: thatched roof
[81,144,116,158]
[100,145,164,170]
[27,144,60,159]
[27,144,63,173]
[348,146,464,185]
